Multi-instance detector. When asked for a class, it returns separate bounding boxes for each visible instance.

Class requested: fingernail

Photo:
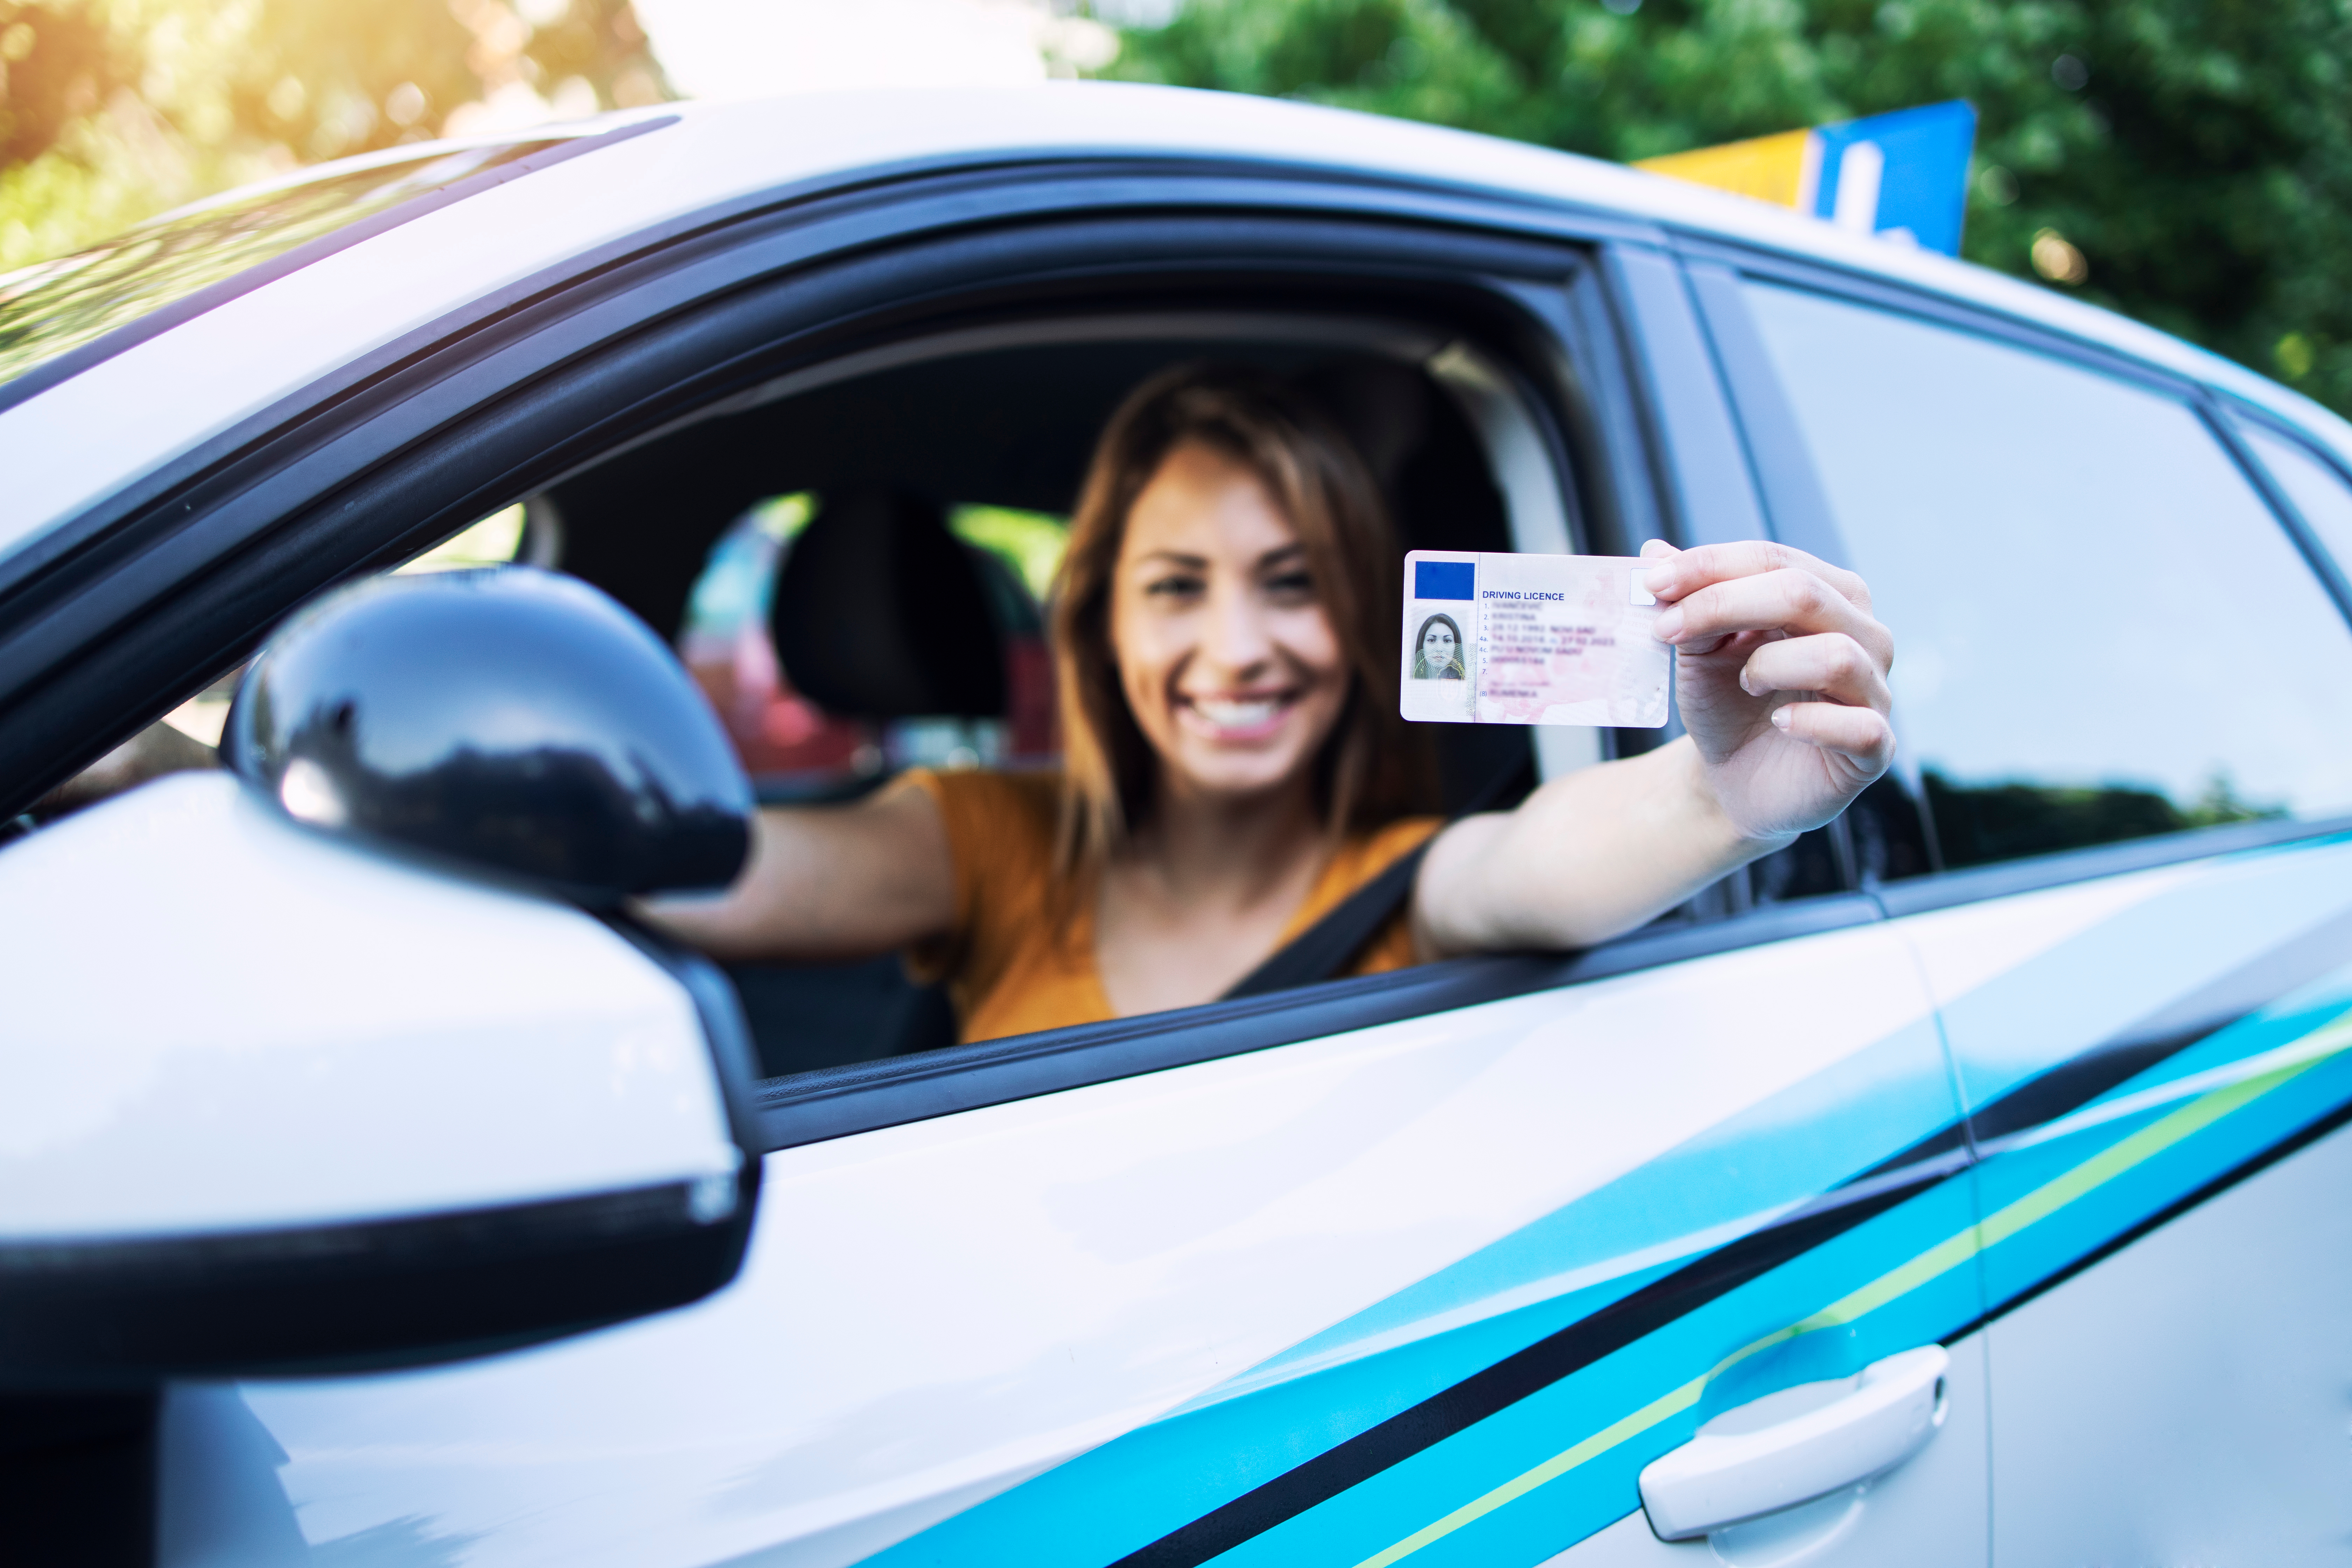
[1653,606,1683,640]
[1770,707,1793,730]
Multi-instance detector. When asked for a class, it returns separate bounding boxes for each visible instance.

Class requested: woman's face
[1422,621,1456,664]
[1110,441,1349,807]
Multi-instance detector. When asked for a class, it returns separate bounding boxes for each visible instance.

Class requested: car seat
[768,488,1007,720]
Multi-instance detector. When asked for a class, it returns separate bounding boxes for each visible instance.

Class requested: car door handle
[1639,1344,1949,1540]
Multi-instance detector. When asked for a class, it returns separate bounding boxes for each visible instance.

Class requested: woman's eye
[1264,570,1315,599]
[1144,574,1204,600]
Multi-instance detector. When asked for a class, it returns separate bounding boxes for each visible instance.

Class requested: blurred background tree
[1110,0,2352,417]
[0,0,670,271]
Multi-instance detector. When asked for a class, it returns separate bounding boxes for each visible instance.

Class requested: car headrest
[769,489,1008,719]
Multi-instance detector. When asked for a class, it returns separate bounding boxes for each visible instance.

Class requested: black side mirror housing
[225,566,752,904]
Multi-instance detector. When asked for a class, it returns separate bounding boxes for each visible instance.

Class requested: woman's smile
[1176,688,1300,743]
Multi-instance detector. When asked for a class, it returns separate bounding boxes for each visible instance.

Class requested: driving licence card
[1399,550,1671,728]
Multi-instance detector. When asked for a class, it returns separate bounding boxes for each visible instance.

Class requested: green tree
[0,0,671,271]
[1111,0,2352,418]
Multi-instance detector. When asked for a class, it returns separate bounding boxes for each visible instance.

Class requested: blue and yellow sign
[1637,99,1977,255]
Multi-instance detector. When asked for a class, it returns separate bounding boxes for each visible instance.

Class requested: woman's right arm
[634,777,957,963]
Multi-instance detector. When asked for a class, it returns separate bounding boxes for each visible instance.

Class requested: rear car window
[1745,280,2352,872]
[678,493,1064,798]
[0,140,558,397]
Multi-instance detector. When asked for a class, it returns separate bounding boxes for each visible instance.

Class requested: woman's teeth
[1191,696,1284,730]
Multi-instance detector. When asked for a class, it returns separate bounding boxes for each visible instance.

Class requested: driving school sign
[1636,99,1977,257]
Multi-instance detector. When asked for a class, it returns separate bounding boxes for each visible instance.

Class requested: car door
[160,915,1968,1568]
[1723,271,2352,1566]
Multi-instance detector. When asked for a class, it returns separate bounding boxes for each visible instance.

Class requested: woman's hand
[1414,539,1893,959]
[1639,539,1895,844]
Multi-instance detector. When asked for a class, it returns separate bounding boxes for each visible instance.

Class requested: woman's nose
[1199,581,1275,673]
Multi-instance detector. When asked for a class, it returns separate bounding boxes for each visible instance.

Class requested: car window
[1744,281,2352,872]
[2236,418,2352,578]
[521,327,1542,1079]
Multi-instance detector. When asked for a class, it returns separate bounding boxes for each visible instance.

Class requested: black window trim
[2224,397,2352,499]
[1869,814,2352,920]
[1599,242,1769,550]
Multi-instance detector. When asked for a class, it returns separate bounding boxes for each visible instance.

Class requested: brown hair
[1050,362,1435,877]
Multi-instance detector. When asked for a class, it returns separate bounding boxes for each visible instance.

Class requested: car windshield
[0,139,560,397]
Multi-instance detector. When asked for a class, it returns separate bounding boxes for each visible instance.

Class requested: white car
[6,84,2352,1568]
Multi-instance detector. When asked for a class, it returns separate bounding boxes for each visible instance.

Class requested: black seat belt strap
[1215,751,1539,1002]
[1218,836,1434,1001]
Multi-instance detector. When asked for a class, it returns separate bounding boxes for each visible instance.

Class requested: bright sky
[630,0,1117,100]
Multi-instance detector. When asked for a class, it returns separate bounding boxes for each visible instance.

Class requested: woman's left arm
[1413,540,1896,956]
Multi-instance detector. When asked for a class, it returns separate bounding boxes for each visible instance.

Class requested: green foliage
[0,0,670,272]
[1111,0,2352,418]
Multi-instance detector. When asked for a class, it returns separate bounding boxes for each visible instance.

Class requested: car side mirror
[222,567,753,904]
[1,569,764,1386]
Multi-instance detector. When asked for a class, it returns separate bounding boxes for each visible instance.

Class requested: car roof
[4,82,2344,561]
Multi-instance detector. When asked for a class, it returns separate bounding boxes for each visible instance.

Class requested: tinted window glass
[2239,418,2352,577]
[1746,282,2352,870]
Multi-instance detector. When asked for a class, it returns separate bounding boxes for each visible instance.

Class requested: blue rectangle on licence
[1413,559,1476,600]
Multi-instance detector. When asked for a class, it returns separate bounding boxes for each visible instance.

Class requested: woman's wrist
[1656,735,1797,865]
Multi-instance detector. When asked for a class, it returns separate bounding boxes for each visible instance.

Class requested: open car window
[511,313,1576,1077]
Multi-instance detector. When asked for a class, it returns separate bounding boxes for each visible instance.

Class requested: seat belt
[1219,837,1435,1001]
[1218,755,1535,1001]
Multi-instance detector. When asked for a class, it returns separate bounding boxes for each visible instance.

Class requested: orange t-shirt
[902,768,1442,1045]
